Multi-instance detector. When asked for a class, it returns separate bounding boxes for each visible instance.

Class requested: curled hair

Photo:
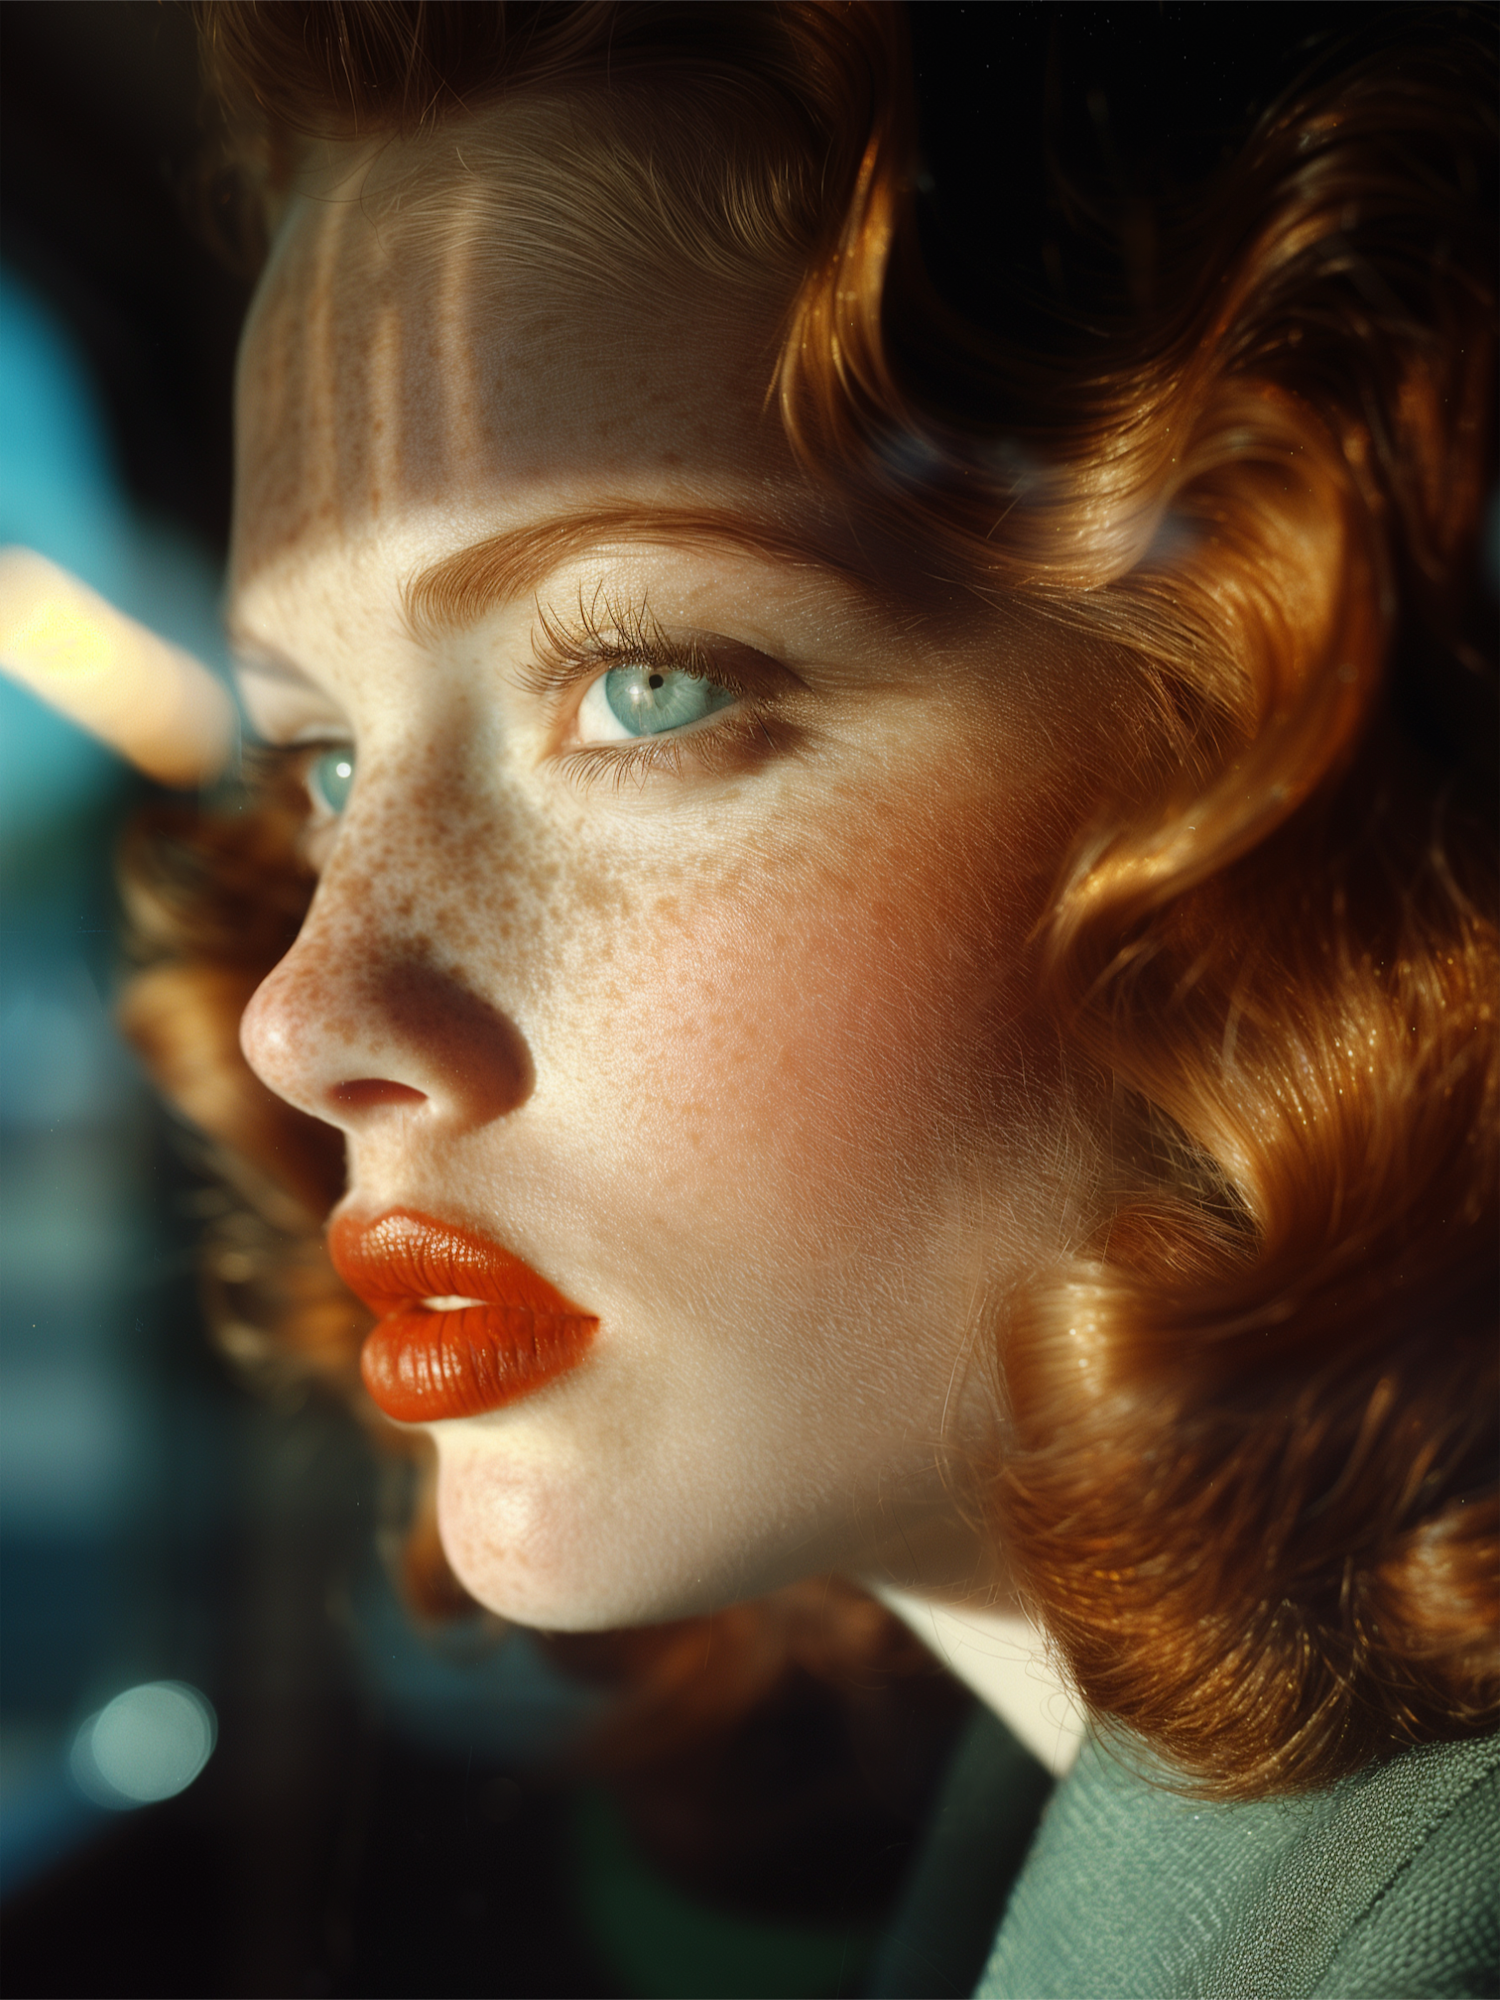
[125,1,1497,1795]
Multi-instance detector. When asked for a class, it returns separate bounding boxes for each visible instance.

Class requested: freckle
[661,451,682,467]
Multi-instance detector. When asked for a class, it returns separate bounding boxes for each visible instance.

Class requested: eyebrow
[402,504,871,639]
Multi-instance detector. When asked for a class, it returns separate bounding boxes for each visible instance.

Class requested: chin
[432,1428,727,1631]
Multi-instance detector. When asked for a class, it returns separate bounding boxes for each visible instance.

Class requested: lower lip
[328,1211,597,1424]
[360,1299,595,1423]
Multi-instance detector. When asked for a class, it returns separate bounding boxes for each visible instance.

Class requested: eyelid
[522,588,752,705]
[287,722,356,748]
[231,647,350,733]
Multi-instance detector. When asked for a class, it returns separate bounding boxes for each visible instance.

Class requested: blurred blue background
[0,257,230,1896]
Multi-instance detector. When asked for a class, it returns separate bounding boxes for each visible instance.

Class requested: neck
[873,1585,1086,1778]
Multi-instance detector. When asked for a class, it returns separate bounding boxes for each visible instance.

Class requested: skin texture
[232,107,1109,1632]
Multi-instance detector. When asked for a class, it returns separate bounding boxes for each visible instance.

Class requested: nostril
[330,1079,428,1115]
[241,953,530,1132]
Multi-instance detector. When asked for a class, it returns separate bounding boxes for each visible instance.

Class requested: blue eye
[578,665,737,742]
[309,748,355,814]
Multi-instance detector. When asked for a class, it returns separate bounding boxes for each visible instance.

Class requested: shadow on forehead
[232,87,814,583]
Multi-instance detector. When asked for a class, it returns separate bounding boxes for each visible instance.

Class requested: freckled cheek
[551,809,1030,1217]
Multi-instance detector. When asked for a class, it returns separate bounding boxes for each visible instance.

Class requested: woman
[106,2,1496,1992]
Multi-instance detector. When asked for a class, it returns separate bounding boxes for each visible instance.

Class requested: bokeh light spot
[69,1681,216,1809]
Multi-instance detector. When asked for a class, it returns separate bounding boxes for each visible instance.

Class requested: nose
[240,875,533,1138]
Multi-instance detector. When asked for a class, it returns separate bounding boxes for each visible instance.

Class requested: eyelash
[525,590,783,791]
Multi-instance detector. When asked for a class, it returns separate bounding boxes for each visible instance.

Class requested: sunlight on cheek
[569,795,1038,1217]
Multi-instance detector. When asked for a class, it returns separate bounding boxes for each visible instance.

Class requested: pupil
[648,673,664,689]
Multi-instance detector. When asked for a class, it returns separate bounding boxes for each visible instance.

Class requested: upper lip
[327,1206,592,1322]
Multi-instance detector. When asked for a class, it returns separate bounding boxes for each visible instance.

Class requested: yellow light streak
[0,547,234,788]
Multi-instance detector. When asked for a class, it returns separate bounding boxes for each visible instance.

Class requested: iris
[310,748,355,813]
[594,665,735,738]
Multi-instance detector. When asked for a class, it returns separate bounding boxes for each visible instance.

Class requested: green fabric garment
[976,1727,1500,2000]
[865,1706,1055,1999]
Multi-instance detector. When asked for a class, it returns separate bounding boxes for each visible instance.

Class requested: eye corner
[243,737,357,821]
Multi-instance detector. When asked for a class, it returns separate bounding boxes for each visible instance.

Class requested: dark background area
[1,0,241,551]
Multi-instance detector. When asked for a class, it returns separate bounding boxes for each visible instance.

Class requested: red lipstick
[328,1208,597,1423]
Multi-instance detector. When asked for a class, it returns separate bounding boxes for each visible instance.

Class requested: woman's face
[232,109,1101,1630]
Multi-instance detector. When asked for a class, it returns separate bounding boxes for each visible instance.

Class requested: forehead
[231,103,802,592]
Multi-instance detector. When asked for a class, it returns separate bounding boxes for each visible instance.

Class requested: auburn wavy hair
[120,0,1497,1799]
